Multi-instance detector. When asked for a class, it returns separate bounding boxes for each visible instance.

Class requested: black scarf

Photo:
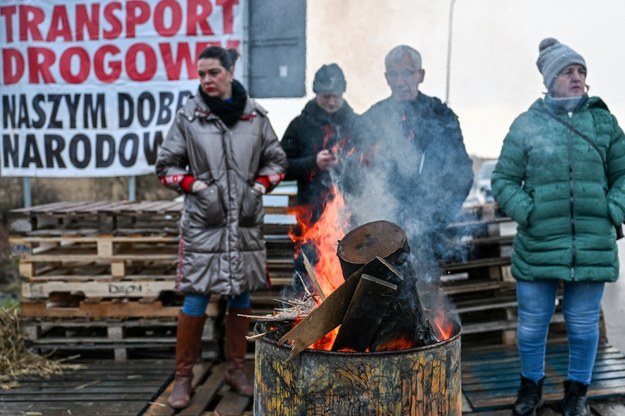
[198,80,247,127]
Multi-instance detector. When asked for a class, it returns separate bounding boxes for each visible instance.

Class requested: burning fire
[288,186,351,298]
[288,186,350,350]
[287,185,456,352]
[433,309,455,341]
[310,326,340,350]
[375,335,418,352]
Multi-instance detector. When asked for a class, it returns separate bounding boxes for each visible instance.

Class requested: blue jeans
[516,279,605,384]
[182,292,251,317]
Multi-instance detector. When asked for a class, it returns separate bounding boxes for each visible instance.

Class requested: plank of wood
[143,361,213,416]
[11,235,179,245]
[440,279,515,295]
[462,342,625,412]
[2,386,158,399]
[10,200,72,213]
[591,400,625,416]
[277,256,405,359]
[277,268,360,359]
[22,280,176,299]
[178,362,227,416]
[20,250,178,262]
[19,300,184,318]
[213,389,251,415]
[0,401,146,415]
[331,273,397,352]
[443,256,511,272]
[301,251,326,301]
[0,359,174,416]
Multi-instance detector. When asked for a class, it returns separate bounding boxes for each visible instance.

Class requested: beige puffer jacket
[155,93,287,296]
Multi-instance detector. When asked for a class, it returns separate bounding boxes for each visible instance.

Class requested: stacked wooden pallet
[9,201,208,360]
[9,194,571,359]
[441,205,571,346]
[8,197,297,360]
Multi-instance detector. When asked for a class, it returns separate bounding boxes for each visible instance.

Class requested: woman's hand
[191,180,208,193]
[253,182,266,194]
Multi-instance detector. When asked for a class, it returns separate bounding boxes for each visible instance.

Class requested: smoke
[328,101,470,333]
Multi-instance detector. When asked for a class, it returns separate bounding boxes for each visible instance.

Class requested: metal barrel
[254,321,462,416]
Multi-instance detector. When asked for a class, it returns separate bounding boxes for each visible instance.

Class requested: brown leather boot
[168,312,206,409]
[224,307,254,397]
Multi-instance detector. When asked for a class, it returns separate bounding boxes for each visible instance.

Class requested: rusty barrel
[254,321,462,416]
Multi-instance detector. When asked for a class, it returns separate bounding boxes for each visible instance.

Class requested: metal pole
[22,177,31,208]
[445,0,457,105]
[128,175,136,201]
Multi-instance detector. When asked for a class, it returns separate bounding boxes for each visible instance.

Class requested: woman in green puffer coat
[492,38,625,416]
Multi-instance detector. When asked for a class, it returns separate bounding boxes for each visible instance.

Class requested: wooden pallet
[10,224,294,285]
[7,198,535,354]
[3,355,624,416]
[143,360,254,416]
[21,279,180,300]
[9,200,184,235]
[19,293,221,319]
[0,358,174,416]
[8,197,296,236]
[462,341,625,414]
[21,317,218,361]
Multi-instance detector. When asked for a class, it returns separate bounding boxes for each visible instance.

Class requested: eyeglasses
[385,69,419,80]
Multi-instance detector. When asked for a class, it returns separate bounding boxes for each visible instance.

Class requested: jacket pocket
[240,185,263,227]
[186,183,226,227]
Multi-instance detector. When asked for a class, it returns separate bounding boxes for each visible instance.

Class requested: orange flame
[310,326,340,350]
[287,184,454,352]
[288,186,351,350]
[433,309,454,341]
[375,335,419,352]
[289,186,351,298]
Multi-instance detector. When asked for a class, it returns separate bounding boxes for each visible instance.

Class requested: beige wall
[262,0,625,160]
[306,1,448,114]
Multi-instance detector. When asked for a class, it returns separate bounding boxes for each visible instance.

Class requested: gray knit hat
[536,38,586,91]
[312,63,346,93]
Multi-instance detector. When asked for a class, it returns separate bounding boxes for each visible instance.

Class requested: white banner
[0,0,243,177]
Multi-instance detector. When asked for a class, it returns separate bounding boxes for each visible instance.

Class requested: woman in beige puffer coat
[156,46,287,409]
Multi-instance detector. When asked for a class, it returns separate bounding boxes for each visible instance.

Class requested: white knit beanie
[536,38,586,91]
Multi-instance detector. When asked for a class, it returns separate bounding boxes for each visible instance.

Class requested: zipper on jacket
[567,111,577,280]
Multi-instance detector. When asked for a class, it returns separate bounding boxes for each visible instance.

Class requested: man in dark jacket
[281,63,360,293]
[354,45,473,293]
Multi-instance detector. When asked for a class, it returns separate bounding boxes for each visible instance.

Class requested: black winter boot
[561,380,590,416]
[512,375,544,416]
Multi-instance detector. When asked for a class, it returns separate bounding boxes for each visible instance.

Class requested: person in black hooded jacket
[280,63,360,293]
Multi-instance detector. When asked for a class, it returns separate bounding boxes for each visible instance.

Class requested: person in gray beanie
[492,38,625,416]
[536,37,587,93]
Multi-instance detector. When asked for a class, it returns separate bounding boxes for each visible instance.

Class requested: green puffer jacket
[492,96,625,282]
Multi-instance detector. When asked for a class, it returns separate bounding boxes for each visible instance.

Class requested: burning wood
[238,297,317,323]
[331,273,397,352]
[276,220,441,358]
[301,251,326,301]
[277,265,362,360]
